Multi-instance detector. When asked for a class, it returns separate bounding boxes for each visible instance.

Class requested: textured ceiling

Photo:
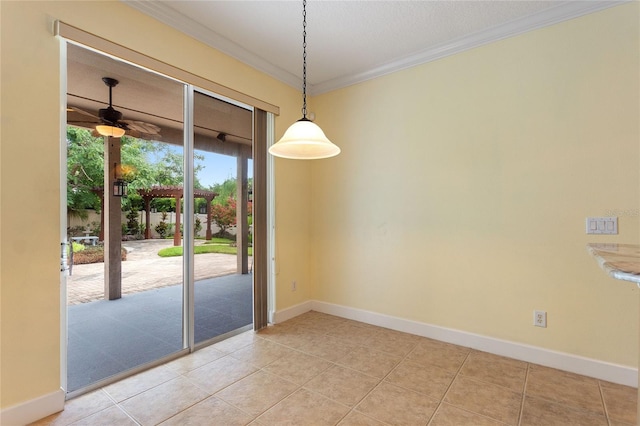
[123,0,623,94]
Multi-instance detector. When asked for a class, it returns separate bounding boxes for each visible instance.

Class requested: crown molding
[123,0,627,96]
[122,0,302,90]
[312,0,628,95]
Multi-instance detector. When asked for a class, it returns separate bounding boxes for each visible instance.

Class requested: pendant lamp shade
[268,0,340,160]
[269,118,340,160]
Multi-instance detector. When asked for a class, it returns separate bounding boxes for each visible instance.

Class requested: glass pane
[192,91,253,344]
[66,44,186,392]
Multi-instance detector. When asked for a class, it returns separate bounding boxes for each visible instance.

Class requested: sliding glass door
[191,91,254,346]
[64,40,268,396]
[66,44,187,394]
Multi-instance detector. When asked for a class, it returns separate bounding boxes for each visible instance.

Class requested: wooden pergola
[137,186,217,246]
[91,186,218,246]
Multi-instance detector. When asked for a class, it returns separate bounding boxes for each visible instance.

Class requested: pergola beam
[137,186,218,246]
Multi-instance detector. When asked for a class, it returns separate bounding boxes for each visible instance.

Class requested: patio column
[205,195,214,240]
[143,197,151,239]
[173,193,181,246]
[104,136,122,300]
[99,197,105,242]
[236,153,249,274]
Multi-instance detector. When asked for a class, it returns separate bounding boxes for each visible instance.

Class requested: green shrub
[155,211,169,238]
[71,242,85,253]
[126,209,140,235]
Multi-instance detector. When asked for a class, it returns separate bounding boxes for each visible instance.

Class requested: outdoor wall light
[113,179,127,197]
[113,162,127,197]
[268,0,340,160]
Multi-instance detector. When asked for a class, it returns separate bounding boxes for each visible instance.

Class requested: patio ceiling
[66,43,253,156]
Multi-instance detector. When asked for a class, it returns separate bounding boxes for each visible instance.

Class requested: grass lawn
[158,242,252,257]
[201,237,235,245]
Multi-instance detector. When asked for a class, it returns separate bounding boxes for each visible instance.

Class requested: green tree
[67,127,209,219]
[153,145,205,187]
[125,209,140,235]
[211,178,236,205]
[121,137,161,189]
[209,177,253,205]
[67,127,105,219]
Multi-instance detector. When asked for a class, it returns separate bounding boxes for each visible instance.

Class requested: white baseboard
[0,388,65,426]
[275,300,637,388]
[272,300,313,324]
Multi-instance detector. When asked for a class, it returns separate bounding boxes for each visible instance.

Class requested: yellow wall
[2,0,638,414]
[311,3,640,367]
[0,0,307,409]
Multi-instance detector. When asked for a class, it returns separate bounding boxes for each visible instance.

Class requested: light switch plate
[586,217,618,234]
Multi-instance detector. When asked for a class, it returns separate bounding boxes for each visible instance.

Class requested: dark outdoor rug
[67,274,252,392]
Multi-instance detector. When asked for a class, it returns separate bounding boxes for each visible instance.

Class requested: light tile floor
[32,311,637,425]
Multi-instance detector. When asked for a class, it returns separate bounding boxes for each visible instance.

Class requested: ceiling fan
[67,77,161,140]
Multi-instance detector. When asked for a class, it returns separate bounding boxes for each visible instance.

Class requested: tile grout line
[517,363,531,426]
[41,314,638,425]
[257,346,337,422]
[314,328,396,425]
[323,330,419,426]
[231,324,444,425]
[426,348,473,425]
[174,338,291,424]
[99,389,142,425]
[242,326,355,424]
[597,380,613,426]
[522,364,618,423]
[172,353,261,422]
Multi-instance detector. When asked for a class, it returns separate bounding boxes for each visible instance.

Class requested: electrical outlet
[291,281,297,292]
[534,310,547,328]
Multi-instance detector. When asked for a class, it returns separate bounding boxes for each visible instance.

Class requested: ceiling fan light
[269,118,340,160]
[96,124,125,138]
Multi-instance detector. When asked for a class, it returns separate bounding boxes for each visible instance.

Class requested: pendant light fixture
[268,0,340,160]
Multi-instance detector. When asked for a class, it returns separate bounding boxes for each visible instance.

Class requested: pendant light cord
[302,0,307,119]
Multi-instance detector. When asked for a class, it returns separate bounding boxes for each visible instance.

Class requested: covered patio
[66,42,255,301]
[67,239,253,392]
[64,41,259,395]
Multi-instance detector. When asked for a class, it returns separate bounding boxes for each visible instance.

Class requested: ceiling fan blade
[68,120,101,126]
[67,108,100,125]
[122,120,161,135]
[67,106,99,119]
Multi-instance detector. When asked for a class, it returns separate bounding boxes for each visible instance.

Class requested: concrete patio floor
[66,239,253,393]
[67,239,251,304]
